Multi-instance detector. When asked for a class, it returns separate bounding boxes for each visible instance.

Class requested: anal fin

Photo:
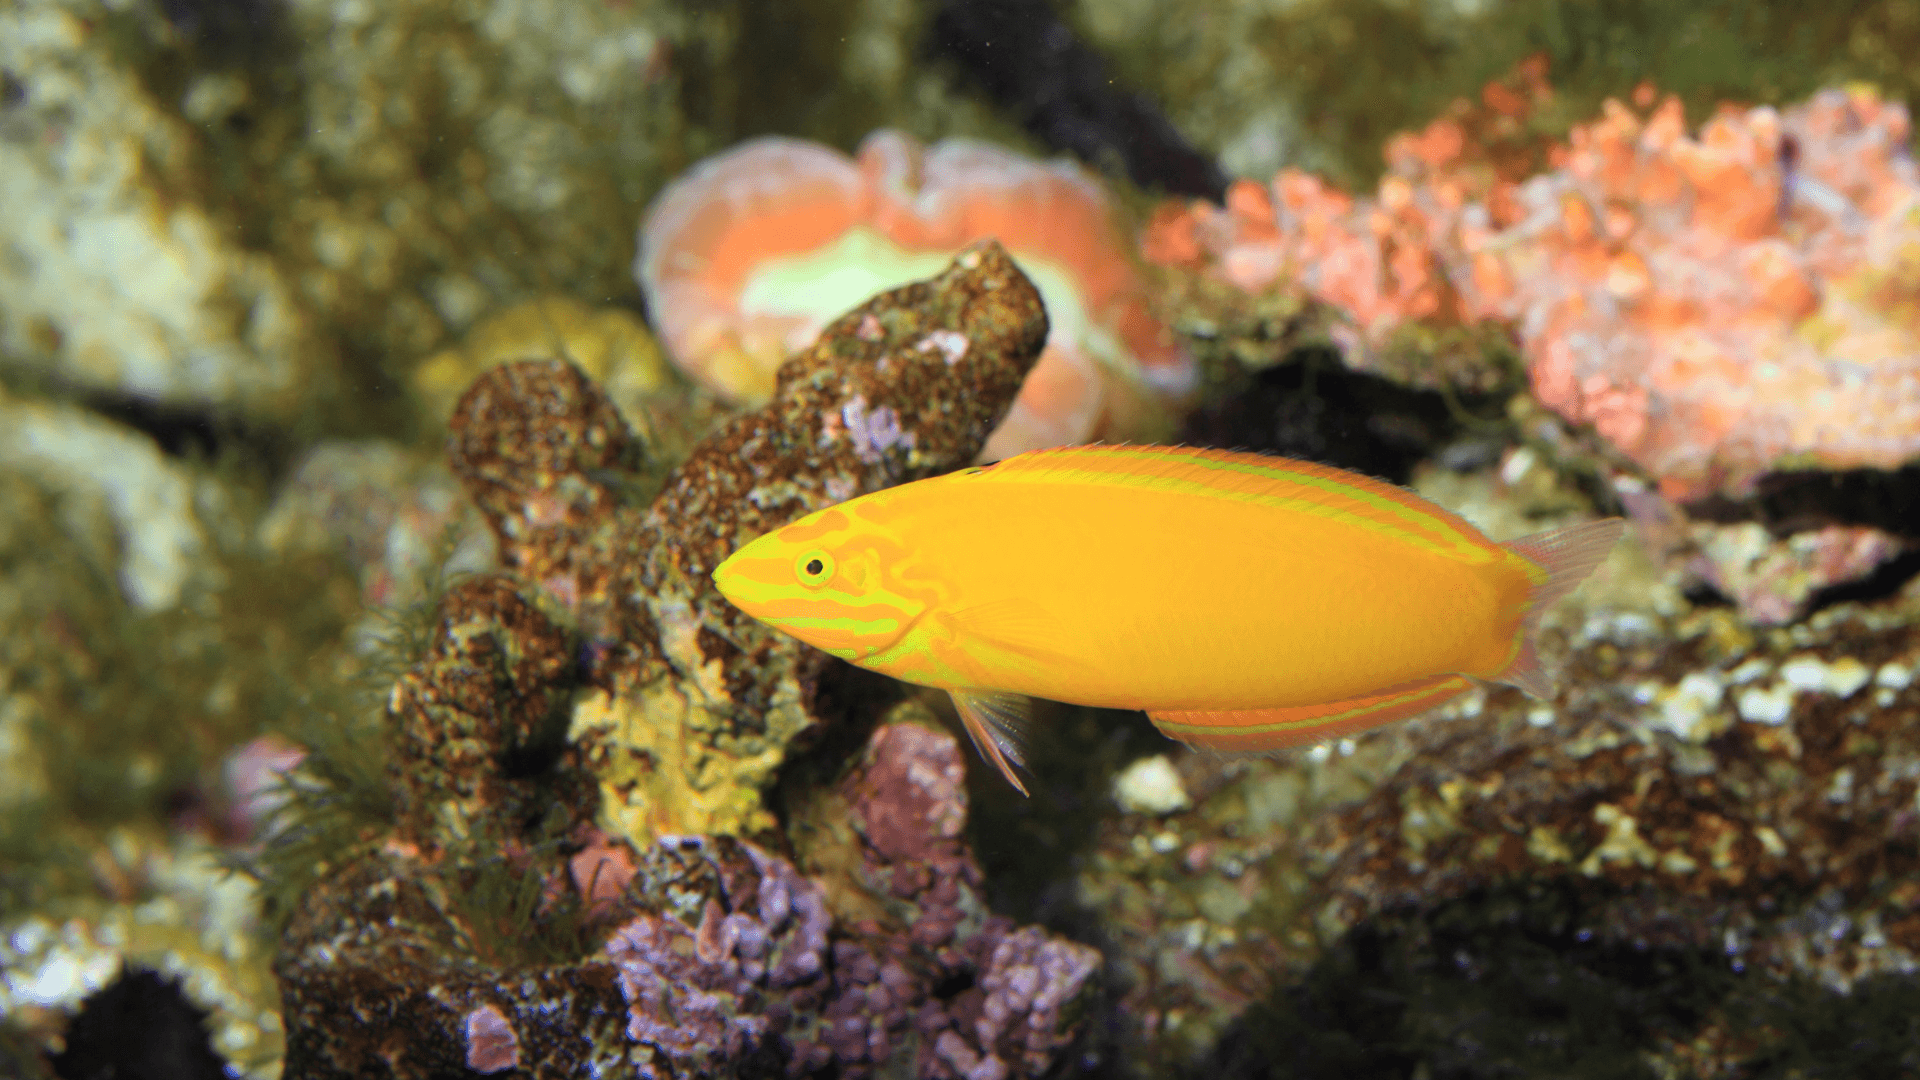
[950,689,1032,796]
[1148,675,1474,753]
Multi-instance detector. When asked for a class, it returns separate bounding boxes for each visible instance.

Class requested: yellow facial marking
[710,504,927,664]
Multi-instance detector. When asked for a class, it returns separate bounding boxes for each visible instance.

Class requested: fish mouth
[710,553,766,618]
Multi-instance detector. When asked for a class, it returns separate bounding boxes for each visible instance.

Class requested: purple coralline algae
[463,1003,520,1073]
[796,718,1102,1079]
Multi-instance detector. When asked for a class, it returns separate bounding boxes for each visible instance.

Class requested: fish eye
[795,549,835,588]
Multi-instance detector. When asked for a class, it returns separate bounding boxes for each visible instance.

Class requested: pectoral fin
[1148,675,1474,753]
[950,689,1032,796]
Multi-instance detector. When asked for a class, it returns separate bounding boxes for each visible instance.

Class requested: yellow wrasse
[712,445,1623,794]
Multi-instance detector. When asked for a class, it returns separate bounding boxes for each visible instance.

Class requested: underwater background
[4,0,1920,1076]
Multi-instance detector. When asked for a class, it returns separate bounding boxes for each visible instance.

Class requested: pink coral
[1479,87,1920,498]
[1140,59,1560,362]
[1148,73,1920,499]
[1143,170,1462,358]
[593,731,1099,1080]
[638,131,1194,460]
[602,837,833,1078]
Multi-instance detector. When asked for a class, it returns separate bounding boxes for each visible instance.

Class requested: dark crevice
[926,0,1228,200]
[1200,880,1920,1080]
[931,968,977,1000]
[1803,548,1920,616]
[156,0,291,70]
[1177,349,1480,485]
[48,967,230,1080]
[70,388,298,479]
[1682,466,1920,539]
[1681,580,1737,610]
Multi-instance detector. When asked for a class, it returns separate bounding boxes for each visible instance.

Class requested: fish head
[711,506,924,663]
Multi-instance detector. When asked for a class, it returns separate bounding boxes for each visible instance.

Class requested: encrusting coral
[638,130,1195,460]
[1483,86,1920,501]
[271,242,1100,1078]
[1144,72,1920,502]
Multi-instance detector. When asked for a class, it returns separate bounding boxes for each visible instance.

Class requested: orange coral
[1140,58,1559,361]
[1489,87,1920,498]
[1146,64,1920,498]
[638,131,1193,460]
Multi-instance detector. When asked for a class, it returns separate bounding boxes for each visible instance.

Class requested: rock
[272,244,1095,1079]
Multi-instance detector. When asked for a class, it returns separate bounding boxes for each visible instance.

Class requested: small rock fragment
[462,1004,518,1074]
[1113,756,1192,815]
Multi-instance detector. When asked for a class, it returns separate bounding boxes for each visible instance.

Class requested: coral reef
[637,130,1194,458]
[11,7,1920,1078]
[272,243,1099,1077]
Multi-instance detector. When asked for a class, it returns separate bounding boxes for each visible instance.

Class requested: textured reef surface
[7,2,1920,1078]
[272,242,1103,1078]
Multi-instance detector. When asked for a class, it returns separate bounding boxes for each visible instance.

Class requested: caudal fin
[1497,518,1626,699]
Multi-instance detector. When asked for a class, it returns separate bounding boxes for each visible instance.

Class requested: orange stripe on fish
[711,445,1625,794]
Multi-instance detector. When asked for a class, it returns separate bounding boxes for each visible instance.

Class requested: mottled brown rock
[1073,599,1920,1074]
[448,358,641,581]
[563,240,1048,841]
[276,853,629,1080]
[639,238,1048,639]
[383,574,581,843]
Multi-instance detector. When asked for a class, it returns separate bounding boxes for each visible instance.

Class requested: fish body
[712,445,1623,792]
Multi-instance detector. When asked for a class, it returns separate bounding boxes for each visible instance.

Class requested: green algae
[0,458,361,923]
